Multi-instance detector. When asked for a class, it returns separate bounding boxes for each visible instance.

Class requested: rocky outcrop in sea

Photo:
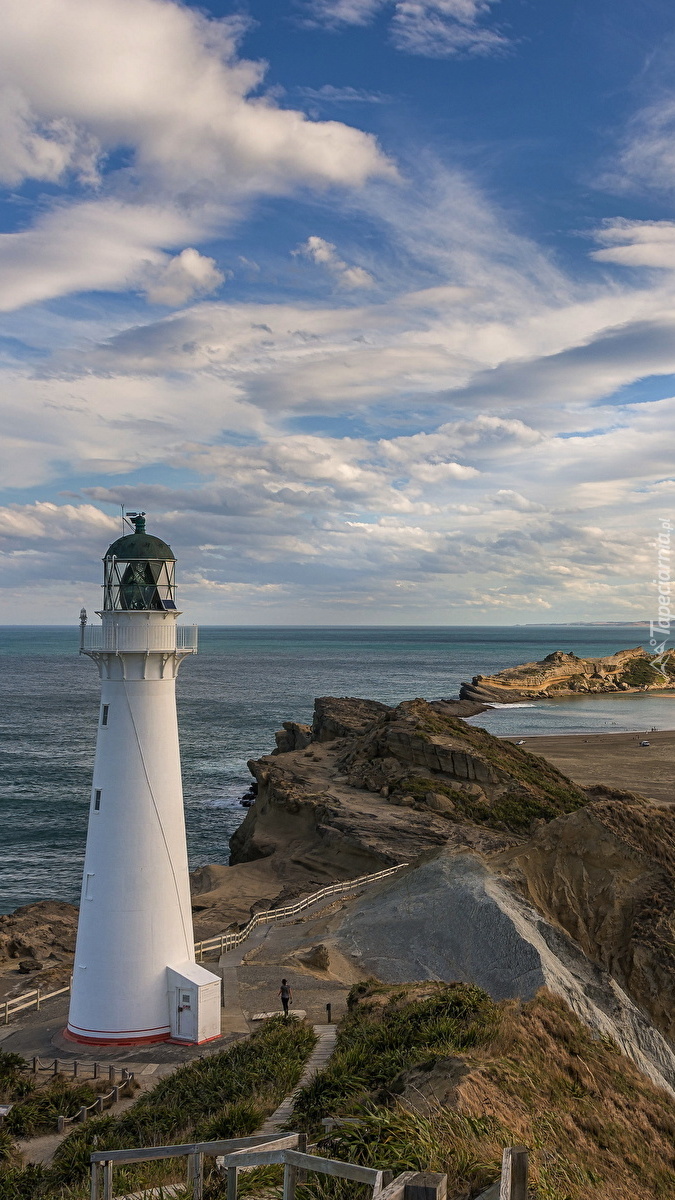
[459,646,674,702]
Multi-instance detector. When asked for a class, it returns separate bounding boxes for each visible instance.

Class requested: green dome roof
[105,515,175,561]
[104,532,175,561]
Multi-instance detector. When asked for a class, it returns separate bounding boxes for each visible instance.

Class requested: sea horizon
[0,623,664,913]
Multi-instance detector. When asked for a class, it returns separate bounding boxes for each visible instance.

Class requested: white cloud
[591,219,675,270]
[0,0,394,194]
[0,501,116,541]
[302,0,386,28]
[298,84,390,104]
[0,200,199,312]
[491,489,545,512]
[303,0,507,57]
[391,0,507,57]
[612,97,675,194]
[0,0,394,312]
[0,85,100,186]
[293,235,375,288]
[143,248,225,306]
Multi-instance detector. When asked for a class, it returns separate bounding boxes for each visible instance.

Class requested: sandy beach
[505,728,675,803]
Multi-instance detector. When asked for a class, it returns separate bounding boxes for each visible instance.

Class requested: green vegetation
[0,1052,114,1140]
[397,771,583,834]
[619,657,662,688]
[292,982,499,1129]
[406,701,588,832]
[290,982,675,1200]
[0,1017,316,1199]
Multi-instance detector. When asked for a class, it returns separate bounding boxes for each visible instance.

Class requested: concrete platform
[0,995,243,1068]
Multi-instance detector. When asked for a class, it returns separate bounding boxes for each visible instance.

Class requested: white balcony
[81,624,198,654]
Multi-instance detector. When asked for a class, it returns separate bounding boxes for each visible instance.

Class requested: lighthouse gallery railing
[81,624,198,653]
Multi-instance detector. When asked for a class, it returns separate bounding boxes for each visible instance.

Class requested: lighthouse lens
[119,561,163,610]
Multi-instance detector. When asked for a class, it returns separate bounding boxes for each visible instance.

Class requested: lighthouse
[67,514,221,1046]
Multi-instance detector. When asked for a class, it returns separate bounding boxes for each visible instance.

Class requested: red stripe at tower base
[64,1026,171,1046]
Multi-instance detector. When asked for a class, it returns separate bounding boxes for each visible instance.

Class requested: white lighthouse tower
[67,515,221,1046]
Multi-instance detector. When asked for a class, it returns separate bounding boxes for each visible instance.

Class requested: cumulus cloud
[491,489,545,512]
[0,85,100,186]
[1,0,394,194]
[293,236,375,288]
[0,0,394,312]
[142,248,225,307]
[0,201,200,312]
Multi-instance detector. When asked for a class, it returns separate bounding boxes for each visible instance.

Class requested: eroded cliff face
[460,646,673,703]
[493,801,675,1043]
[230,696,587,880]
[227,697,675,1053]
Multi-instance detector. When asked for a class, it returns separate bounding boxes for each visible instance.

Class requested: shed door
[176,988,196,1042]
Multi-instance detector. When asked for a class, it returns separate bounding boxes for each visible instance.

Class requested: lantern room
[102,513,177,612]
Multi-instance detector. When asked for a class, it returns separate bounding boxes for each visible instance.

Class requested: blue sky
[2,0,675,623]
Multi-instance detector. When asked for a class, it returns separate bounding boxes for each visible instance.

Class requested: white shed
[167,962,221,1044]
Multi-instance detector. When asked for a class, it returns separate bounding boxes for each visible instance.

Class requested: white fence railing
[195,863,407,960]
[81,624,198,653]
[1,863,407,1027]
[2,983,69,1026]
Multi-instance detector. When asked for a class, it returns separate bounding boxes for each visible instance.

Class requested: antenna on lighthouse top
[126,512,146,534]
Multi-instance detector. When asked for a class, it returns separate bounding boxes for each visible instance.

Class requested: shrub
[620,658,661,687]
[48,1017,316,1194]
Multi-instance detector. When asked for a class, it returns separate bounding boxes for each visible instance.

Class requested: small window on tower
[94,789,102,811]
[101,705,109,726]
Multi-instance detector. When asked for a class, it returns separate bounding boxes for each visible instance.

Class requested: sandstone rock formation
[193,695,583,935]
[224,696,675,1068]
[460,646,674,702]
[329,850,675,1093]
[0,901,77,966]
[494,799,675,1044]
[229,696,587,884]
[0,900,78,999]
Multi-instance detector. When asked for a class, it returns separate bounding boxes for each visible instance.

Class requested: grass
[290,982,675,1200]
[292,981,498,1130]
[0,1052,116,1140]
[0,1017,316,1199]
[389,701,587,833]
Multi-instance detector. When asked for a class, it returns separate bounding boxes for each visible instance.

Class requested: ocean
[1,624,671,914]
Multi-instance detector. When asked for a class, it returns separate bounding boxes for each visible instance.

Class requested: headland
[3,692,675,1097]
[460,646,673,703]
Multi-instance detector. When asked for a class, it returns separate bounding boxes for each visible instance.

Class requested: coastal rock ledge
[459,646,674,702]
[223,696,675,1070]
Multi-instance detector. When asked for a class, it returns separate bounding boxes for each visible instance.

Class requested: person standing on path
[278,978,293,1017]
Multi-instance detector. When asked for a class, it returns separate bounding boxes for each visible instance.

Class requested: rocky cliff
[0,901,78,1001]
[223,696,675,1055]
[460,646,674,703]
[494,799,675,1044]
[230,696,588,876]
